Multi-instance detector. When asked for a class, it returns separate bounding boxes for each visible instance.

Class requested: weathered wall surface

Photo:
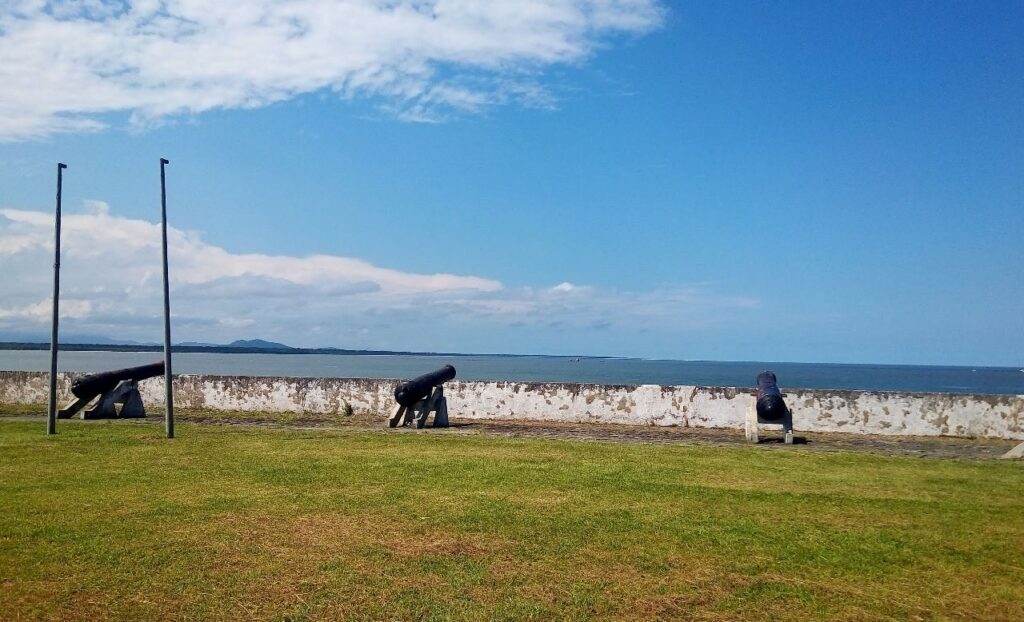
[2,371,1021,439]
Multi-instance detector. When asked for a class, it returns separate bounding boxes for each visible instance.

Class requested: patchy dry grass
[1,420,1022,621]
[0,402,368,427]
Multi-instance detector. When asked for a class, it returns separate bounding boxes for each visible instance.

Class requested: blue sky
[1,1,1021,366]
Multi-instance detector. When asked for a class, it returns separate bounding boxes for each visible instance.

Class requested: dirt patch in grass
[168,511,523,620]
[465,419,1021,460]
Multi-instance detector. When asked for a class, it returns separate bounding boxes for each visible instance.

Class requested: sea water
[1,350,1021,395]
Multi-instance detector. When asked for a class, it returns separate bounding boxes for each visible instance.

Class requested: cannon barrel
[394,365,456,407]
[71,362,165,400]
[755,370,787,422]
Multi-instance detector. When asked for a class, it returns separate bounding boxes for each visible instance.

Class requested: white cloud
[0,298,92,321]
[0,206,501,294]
[0,0,665,140]
[0,203,757,351]
[550,281,593,294]
[82,199,111,216]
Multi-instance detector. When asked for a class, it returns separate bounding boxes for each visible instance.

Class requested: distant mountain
[1,336,522,358]
[0,331,157,346]
[178,339,293,349]
[227,339,292,350]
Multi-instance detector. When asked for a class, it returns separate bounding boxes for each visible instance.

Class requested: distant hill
[0,338,560,359]
[177,339,293,349]
[0,331,157,346]
[227,339,292,350]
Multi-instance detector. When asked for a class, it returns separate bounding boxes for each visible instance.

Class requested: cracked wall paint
[1,372,1021,439]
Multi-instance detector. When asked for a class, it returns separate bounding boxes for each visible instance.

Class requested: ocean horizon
[1,349,1021,396]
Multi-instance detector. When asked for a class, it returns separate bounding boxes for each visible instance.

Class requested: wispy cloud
[0,203,757,350]
[0,0,665,140]
[0,204,501,294]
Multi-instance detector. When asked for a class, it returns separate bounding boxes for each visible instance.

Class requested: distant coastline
[0,341,585,359]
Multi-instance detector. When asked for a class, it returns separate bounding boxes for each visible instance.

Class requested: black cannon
[394,364,456,407]
[389,365,456,428]
[755,370,786,422]
[71,362,165,401]
[60,362,164,420]
[747,370,794,444]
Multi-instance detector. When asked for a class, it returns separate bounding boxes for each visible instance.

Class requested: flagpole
[47,163,67,435]
[160,158,174,438]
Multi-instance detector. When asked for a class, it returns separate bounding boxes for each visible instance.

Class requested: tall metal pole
[47,163,67,435]
[159,158,174,439]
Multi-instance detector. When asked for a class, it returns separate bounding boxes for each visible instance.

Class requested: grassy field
[1,421,1022,621]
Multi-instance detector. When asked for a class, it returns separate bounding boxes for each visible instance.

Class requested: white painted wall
[2,371,1021,439]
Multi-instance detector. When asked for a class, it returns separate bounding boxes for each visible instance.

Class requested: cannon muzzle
[71,362,166,401]
[394,365,456,407]
[755,370,787,422]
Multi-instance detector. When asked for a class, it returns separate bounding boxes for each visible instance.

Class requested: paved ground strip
[3,409,1018,460]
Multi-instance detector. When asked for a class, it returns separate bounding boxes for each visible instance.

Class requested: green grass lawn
[1,421,1022,621]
